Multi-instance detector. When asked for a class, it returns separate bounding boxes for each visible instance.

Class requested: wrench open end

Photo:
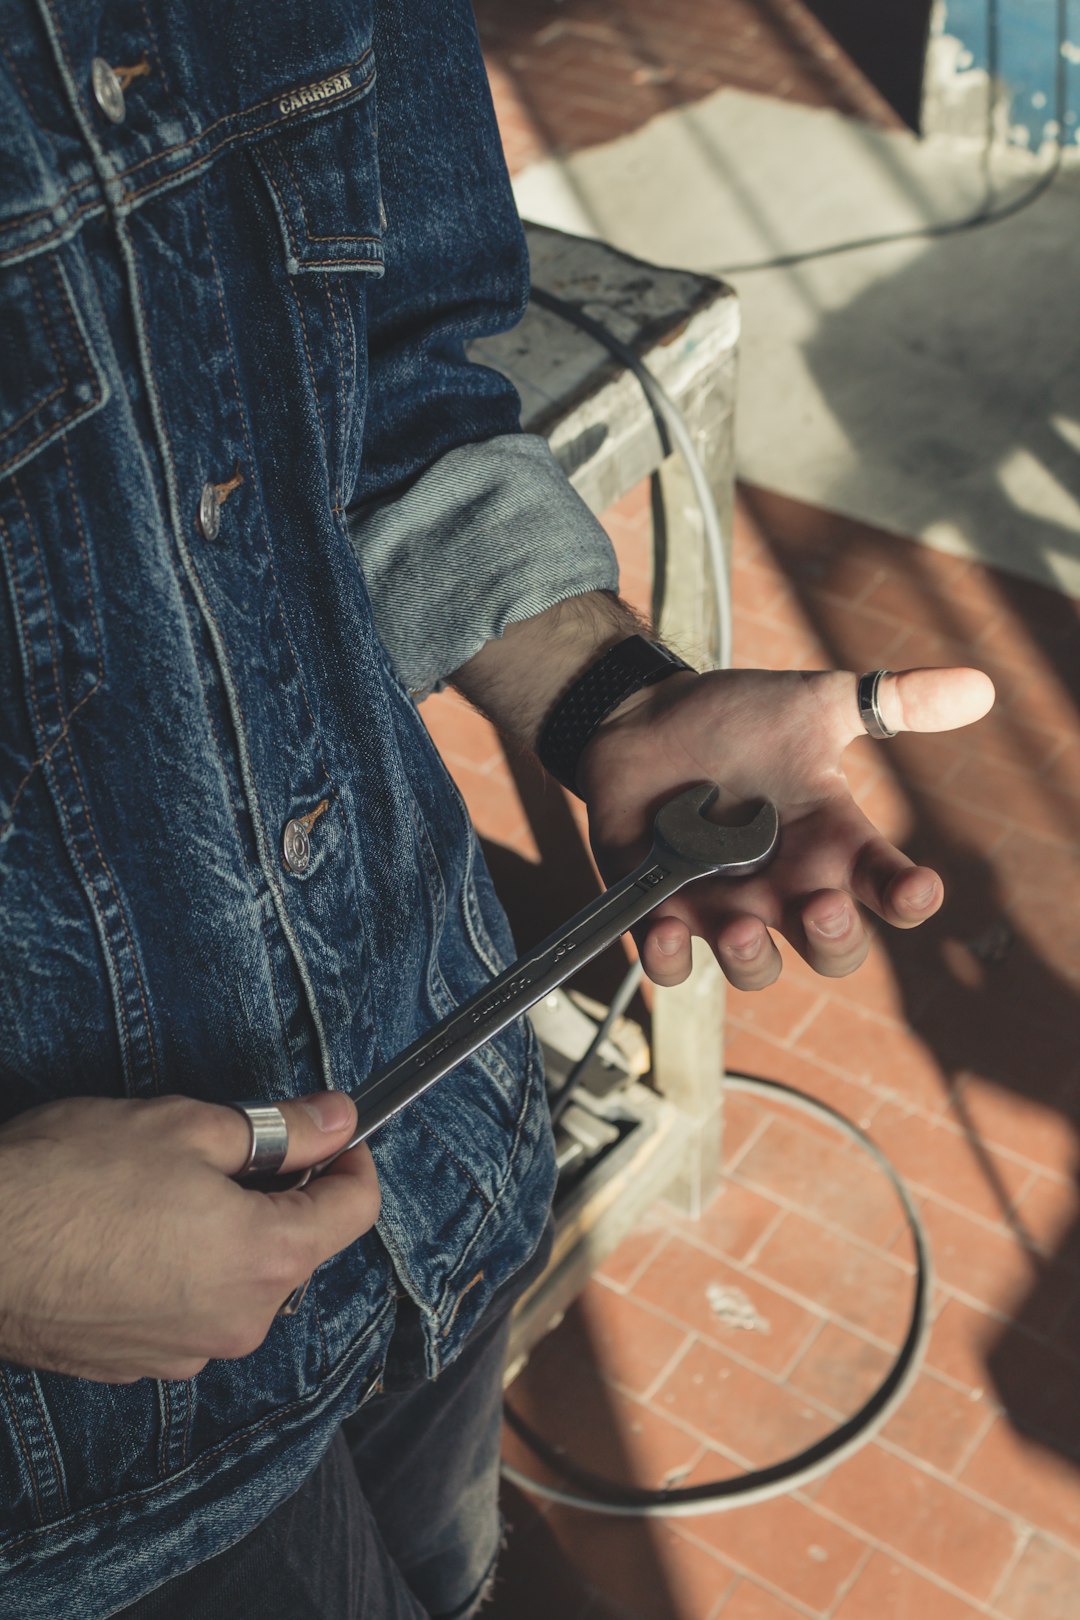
[654,785,779,880]
[247,783,781,1225]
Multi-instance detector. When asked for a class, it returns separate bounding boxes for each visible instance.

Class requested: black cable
[710,152,1062,276]
[547,961,645,1129]
[503,1073,932,1516]
[710,0,1067,278]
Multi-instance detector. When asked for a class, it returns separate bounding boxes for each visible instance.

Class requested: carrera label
[278,70,354,117]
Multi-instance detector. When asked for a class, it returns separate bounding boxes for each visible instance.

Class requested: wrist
[450,592,644,750]
[537,636,696,793]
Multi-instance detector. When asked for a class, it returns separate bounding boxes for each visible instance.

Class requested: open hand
[578,666,994,989]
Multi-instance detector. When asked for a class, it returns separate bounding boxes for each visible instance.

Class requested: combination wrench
[252,783,778,1314]
[242,784,778,1203]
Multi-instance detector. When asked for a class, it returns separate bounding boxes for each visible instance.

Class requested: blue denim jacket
[0,0,618,1611]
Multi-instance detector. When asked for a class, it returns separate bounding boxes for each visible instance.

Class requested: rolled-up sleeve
[347,435,618,697]
[345,0,618,698]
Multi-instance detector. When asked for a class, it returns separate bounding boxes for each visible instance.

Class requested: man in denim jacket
[0,0,992,1614]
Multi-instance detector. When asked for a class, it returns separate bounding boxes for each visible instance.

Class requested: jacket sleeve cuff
[346,434,620,699]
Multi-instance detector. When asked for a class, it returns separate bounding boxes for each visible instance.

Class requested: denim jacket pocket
[0,247,109,832]
[249,69,385,277]
[248,78,384,511]
[0,254,108,484]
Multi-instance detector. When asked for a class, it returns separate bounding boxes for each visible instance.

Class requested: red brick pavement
[420,9,1080,1615]
[476,0,903,177]
[422,485,1080,1620]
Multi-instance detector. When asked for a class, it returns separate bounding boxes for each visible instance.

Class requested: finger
[850,838,943,928]
[191,1090,359,1178]
[276,1142,382,1265]
[845,666,995,744]
[715,915,783,990]
[640,915,694,986]
[797,890,872,977]
[861,848,945,926]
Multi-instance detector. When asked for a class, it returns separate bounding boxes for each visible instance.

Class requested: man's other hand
[0,1091,379,1382]
[578,665,995,989]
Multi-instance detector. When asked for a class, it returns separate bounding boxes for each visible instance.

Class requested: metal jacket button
[91,58,126,124]
[283,819,311,874]
[197,483,221,540]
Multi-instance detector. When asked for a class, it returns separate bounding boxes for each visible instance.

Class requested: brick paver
[476,0,903,178]
[459,7,1080,1615]
[465,482,1080,1619]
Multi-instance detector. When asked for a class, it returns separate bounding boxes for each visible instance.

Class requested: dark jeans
[114,1225,552,1620]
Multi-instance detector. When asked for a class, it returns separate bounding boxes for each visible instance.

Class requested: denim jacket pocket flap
[251,78,385,277]
[0,251,109,486]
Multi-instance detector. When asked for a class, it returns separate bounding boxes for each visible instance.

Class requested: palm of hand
[577,666,994,989]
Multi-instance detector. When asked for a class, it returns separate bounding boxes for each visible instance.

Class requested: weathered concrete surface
[474,224,740,1210]
[513,87,1080,596]
[472,223,739,527]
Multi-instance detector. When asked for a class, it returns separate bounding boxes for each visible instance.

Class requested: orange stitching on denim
[60,434,105,680]
[0,395,99,478]
[158,1380,171,1481]
[135,0,173,100]
[293,257,382,271]
[285,278,330,493]
[0,382,66,442]
[337,275,356,413]
[441,1269,486,1337]
[11,477,64,724]
[49,256,89,375]
[252,147,300,261]
[260,916,301,1095]
[333,277,359,508]
[27,1376,68,1517]
[48,767,139,1084]
[0,262,72,444]
[415,1111,487,1205]
[196,195,359,879]
[0,1368,45,1526]
[0,34,34,107]
[0,181,94,236]
[0,680,101,835]
[277,147,382,247]
[19,245,159,1081]
[0,198,104,270]
[62,730,162,1091]
[29,346,151,1091]
[0,267,104,474]
[27,260,70,384]
[322,279,347,512]
[2,1295,396,1552]
[116,56,375,189]
[0,501,92,835]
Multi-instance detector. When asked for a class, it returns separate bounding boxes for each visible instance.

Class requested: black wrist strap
[537,634,694,793]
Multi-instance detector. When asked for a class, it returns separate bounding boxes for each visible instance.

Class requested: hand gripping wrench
[249,785,778,1311]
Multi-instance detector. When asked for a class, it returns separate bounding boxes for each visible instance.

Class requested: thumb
[196,1090,358,1179]
[849,666,995,741]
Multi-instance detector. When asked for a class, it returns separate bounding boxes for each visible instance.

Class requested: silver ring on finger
[225,1100,290,1176]
[857,669,898,739]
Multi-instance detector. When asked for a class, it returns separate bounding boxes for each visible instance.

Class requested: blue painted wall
[939,0,1080,147]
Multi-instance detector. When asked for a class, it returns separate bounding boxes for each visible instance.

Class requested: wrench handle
[245,854,687,1194]
[242,792,779,1197]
